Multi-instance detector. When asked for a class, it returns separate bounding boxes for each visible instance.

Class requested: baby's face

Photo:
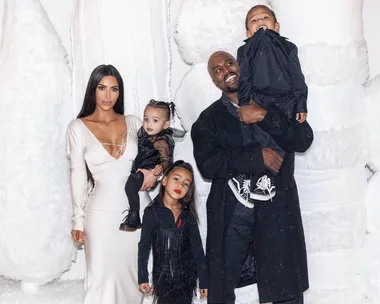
[246,7,280,38]
[143,106,169,136]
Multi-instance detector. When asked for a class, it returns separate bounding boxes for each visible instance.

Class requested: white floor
[0,277,374,304]
[0,278,84,304]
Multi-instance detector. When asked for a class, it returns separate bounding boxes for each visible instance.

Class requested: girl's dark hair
[146,99,175,121]
[245,5,278,31]
[77,64,125,118]
[159,160,198,220]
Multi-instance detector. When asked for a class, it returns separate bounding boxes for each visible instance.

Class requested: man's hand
[296,112,307,123]
[262,148,283,173]
[237,101,267,124]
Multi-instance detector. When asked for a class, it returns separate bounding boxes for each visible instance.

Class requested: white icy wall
[268,0,369,303]
[0,0,74,292]
[0,0,378,302]
[361,0,380,300]
[71,0,173,117]
[0,0,74,59]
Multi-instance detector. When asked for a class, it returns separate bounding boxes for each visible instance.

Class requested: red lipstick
[174,189,181,194]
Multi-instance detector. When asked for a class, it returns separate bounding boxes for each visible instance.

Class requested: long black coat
[191,97,313,303]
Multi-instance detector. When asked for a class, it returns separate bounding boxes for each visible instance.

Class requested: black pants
[157,296,192,304]
[124,171,144,211]
[224,199,303,304]
[224,200,255,304]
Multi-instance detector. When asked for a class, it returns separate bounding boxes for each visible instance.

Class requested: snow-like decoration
[306,85,366,131]
[174,63,221,131]
[269,0,364,46]
[363,0,380,79]
[174,0,267,65]
[71,0,172,117]
[361,1,380,302]
[0,0,74,291]
[295,168,368,212]
[299,41,368,86]
[364,76,380,171]
[295,126,368,170]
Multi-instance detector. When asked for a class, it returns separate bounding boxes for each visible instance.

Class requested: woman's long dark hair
[77,64,125,118]
[159,160,198,221]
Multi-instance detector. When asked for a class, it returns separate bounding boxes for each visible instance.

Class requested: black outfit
[191,94,313,303]
[237,28,308,197]
[237,28,308,114]
[124,127,175,214]
[138,196,208,304]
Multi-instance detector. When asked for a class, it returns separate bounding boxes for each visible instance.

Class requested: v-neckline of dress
[79,117,128,160]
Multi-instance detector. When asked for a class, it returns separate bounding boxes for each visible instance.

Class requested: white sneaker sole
[250,191,276,201]
[228,179,255,208]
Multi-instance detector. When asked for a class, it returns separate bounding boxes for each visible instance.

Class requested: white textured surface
[295,126,368,170]
[0,278,84,303]
[299,41,368,86]
[0,0,74,285]
[71,0,172,116]
[295,168,368,211]
[364,76,380,171]
[363,0,380,79]
[0,0,377,302]
[269,0,364,46]
[175,0,267,65]
[361,232,380,303]
[306,85,366,131]
[365,173,380,234]
[174,63,221,131]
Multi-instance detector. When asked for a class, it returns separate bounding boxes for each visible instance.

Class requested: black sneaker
[250,175,276,201]
[228,174,255,206]
[119,210,142,231]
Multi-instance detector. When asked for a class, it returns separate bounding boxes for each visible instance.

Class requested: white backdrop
[0,0,379,303]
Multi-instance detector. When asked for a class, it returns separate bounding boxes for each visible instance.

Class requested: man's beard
[225,84,238,93]
[223,72,239,93]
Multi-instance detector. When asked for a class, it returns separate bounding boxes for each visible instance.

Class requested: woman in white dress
[67,65,157,304]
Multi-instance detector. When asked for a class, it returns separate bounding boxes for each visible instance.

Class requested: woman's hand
[200,289,208,299]
[71,230,85,244]
[137,168,159,191]
[139,283,153,295]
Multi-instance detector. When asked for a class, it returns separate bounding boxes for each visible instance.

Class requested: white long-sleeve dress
[67,115,150,304]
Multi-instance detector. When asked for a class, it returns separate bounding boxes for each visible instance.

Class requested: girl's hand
[137,168,158,191]
[200,289,208,299]
[139,283,153,295]
[71,230,85,244]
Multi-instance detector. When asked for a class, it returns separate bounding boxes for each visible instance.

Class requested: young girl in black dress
[138,160,208,304]
[120,99,184,231]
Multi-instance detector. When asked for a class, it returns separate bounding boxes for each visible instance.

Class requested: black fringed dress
[138,196,207,304]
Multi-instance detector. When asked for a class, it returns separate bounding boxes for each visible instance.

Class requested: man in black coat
[191,51,313,304]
